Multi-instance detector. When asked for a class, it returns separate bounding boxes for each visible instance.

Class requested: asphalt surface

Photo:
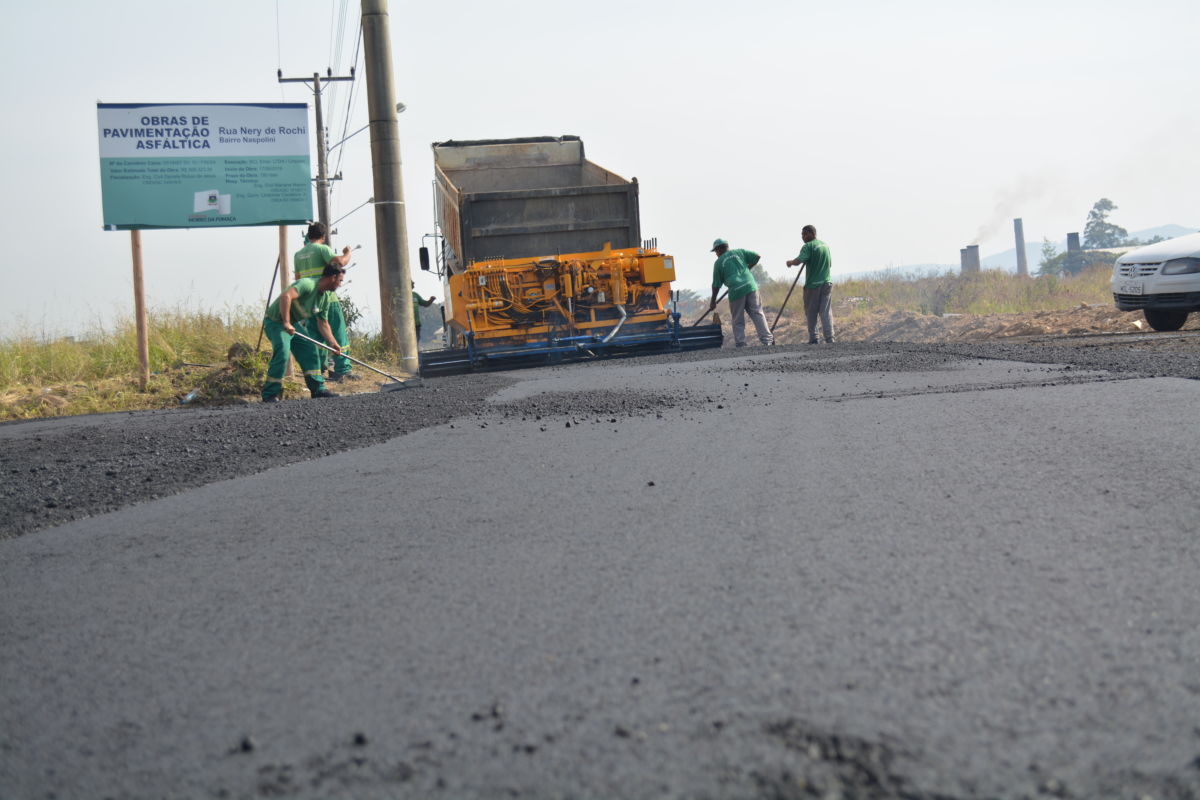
[2,337,1199,799]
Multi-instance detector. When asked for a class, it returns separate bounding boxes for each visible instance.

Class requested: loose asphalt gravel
[3,336,1198,541]
[2,335,1199,800]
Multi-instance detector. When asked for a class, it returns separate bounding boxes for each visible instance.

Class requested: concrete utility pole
[278,69,354,242]
[1014,218,1028,277]
[361,0,417,369]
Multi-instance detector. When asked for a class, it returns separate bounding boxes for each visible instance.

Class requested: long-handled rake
[290,329,419,393]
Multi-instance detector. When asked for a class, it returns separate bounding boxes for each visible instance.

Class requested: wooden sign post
[130,230,150,390]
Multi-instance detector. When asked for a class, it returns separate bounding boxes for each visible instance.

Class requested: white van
[1111,232,1200,331]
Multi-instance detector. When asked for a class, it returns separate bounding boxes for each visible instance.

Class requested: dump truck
[417,136,722,375]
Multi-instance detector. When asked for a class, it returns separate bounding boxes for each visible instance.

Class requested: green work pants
[262,318,328,400]
[306,298,352,375]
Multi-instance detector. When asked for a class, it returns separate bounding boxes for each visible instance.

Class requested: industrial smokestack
[1066,232,1081,274]
[967,244,981,273]
[1014,218,1028,277]
[960,247,970,274]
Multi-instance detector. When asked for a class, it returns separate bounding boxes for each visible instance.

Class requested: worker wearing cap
[709,238,774,347]
[261,264,345,403]
[786,224,834,344]
[294,222,356,382]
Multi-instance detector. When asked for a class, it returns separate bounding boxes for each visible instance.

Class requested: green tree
[1126,234,1165,246]
[1083,198,1129,249]
[1037,238,1063,277]
[750,262,774,287]
[338,294,364,333]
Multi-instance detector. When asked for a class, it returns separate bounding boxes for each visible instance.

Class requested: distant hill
[837,224,1198,282]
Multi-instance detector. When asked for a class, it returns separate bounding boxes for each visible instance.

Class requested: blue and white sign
[97,103,313,230]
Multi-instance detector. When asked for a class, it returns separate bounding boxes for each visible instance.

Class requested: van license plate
[1119,281,1143,295]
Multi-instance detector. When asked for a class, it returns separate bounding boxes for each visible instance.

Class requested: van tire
[1144,309,1190,331]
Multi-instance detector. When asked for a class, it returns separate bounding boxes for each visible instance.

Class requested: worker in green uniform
[709,238,774,347]
[412,281,436,344]
[786,224,834,344]
[294,222,356,381]
[261,264,346,403]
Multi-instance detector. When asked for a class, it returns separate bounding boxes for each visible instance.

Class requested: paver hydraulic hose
[600,304,628,343]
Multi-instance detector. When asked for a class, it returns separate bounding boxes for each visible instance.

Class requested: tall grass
[0,305,398,419]
[0,305,264,390]
[759,265,1113,319]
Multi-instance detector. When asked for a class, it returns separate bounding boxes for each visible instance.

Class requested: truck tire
[1144,309,1190,331]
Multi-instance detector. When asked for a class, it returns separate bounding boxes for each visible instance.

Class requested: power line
[329,20,363,206]
[326,0,337,72]
[327,0,352,144]
[279,70,354,240]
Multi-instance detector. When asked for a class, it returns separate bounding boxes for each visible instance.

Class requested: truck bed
[434,136,641,272]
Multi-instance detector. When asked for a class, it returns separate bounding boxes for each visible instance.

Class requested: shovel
[691,290,728,327]
[290,329,419,393]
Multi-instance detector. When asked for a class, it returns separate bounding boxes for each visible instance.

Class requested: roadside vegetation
[0,305,395,421]
[671,262,1114,324]
[759,263,1113,322]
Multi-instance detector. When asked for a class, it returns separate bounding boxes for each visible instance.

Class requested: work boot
[311,388,340,399]
[262,396,281,403]
[327,371,359,383]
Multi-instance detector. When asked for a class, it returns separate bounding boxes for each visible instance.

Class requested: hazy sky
[4,0,1197,337]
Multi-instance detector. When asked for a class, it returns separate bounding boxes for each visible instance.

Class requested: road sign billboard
[97,103,313,230]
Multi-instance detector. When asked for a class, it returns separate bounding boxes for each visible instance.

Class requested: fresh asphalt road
[2,347,1199,799]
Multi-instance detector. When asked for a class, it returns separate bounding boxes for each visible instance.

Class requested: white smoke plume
[972,174,1054,245]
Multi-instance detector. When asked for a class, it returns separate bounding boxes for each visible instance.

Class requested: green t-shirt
[794,239,832,288]
[412,292,427,326]
[294,242,336,280]
[712,248,760,301]
[265,278,333,324]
